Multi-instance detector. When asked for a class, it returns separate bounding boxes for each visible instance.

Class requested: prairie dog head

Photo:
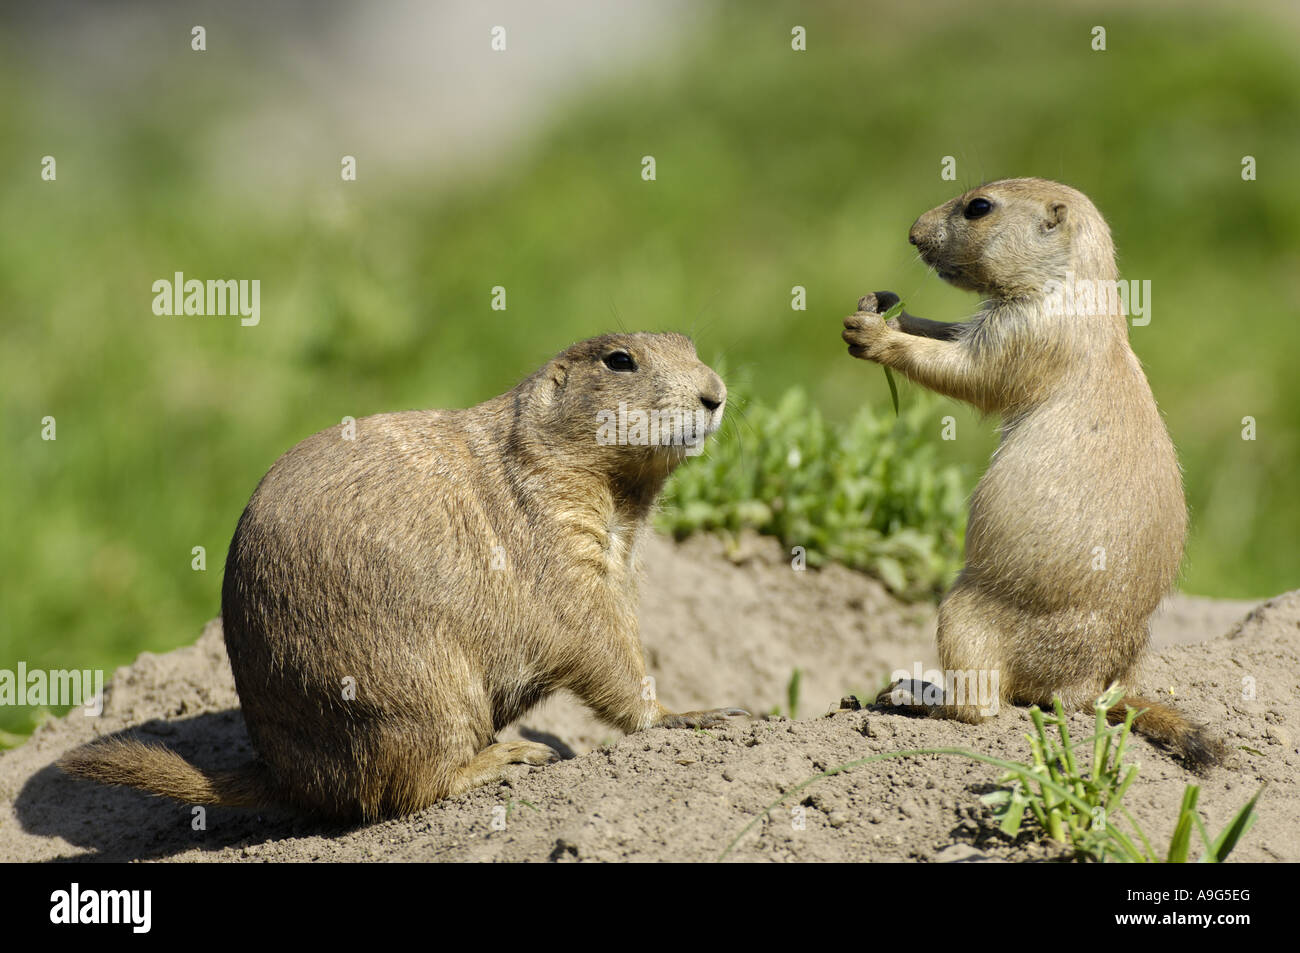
[528,331,726,481]
[909,178,1117,299]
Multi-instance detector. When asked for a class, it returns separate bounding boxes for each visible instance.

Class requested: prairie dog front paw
[843,311,892,361]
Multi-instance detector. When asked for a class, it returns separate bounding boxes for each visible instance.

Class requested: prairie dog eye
[603,351,637,372]
[963,197,993,220]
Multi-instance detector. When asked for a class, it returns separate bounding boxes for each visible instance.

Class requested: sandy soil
[1,533,1293,862]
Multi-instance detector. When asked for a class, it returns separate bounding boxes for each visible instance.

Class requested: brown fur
[61,332,746,820]
[59,738,276,807]
[844,178,1225,769]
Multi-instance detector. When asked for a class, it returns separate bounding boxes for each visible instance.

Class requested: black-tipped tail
[1108,696,1228,771]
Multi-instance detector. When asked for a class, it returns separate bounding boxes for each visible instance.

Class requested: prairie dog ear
[549,361,569,393]
[1044,201,1068,231]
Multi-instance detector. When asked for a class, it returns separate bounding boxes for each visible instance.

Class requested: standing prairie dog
[842,178,1225,768]
[62,332,746,820]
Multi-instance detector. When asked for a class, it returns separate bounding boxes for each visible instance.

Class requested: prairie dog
[842,178,1225,768]
[62,332,747,819]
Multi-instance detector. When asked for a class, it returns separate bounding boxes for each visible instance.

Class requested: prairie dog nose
[699,372,726,413]
[909,216,928,246]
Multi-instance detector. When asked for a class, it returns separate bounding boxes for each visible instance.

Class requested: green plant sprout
[880,299,905,416]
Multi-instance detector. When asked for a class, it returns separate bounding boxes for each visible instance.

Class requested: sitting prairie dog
[842,178,1225,768]
[62,332,747,820]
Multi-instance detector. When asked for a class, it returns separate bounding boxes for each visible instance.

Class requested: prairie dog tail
[59,737,278,809]
[1108,696,1227,771]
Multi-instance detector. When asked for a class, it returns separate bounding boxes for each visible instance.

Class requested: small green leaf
[881,300,905,417]
[786,667,802,720]
[1166,785,1200,863]
[1203,782,1265,862]
[883,368,900,416]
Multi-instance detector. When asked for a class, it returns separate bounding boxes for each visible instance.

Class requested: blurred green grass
[659,388,968,601]
[3,1,1298,739]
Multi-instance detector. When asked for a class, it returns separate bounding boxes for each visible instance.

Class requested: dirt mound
[1,533,1293,862]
